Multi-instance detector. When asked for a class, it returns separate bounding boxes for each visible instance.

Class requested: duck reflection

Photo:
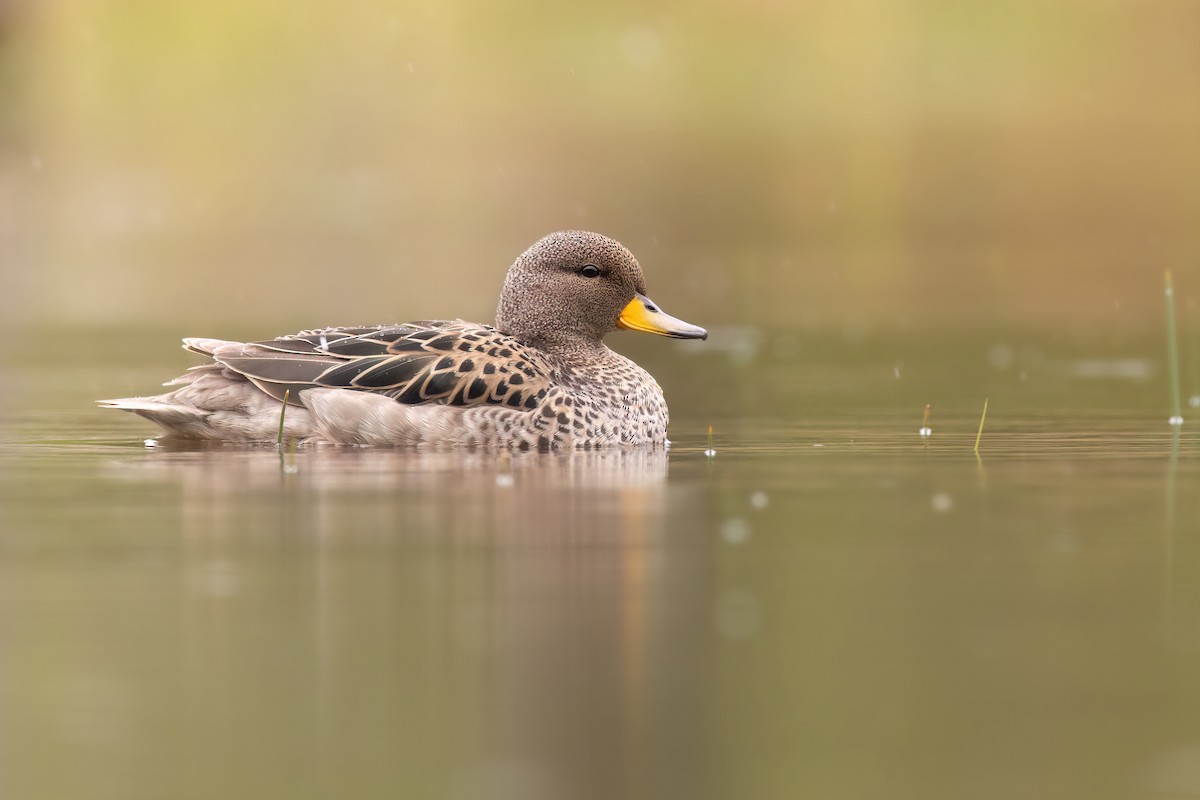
[100,446,711,800]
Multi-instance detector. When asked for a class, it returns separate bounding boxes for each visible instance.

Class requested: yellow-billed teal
[99,231,707,448]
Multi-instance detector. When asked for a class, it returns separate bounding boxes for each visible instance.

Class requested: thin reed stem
[278,389,290,447]
[974,398,988,456]
[1165,272,1183,423]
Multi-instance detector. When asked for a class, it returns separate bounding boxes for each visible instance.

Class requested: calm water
[1,327,1198,800]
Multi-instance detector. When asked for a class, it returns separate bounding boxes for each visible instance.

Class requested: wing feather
[201,323,550,412]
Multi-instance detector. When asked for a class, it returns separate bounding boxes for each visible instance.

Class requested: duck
[98,230,707,448]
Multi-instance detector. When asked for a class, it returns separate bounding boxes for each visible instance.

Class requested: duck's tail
[98,358,316,441]
[99,396,227,440]
[96,396,212,435]
[97,358,223,433]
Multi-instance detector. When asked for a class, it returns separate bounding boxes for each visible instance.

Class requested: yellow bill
[617,293,708,340]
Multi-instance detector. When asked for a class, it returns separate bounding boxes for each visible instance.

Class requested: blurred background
[3,6,1200,800]
[1,0,1197,335]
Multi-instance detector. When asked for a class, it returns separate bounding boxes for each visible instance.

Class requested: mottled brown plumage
[98,231,707,448]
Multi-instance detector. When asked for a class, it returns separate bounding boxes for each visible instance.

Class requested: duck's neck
[494,292,615,360]
[529,333,613,362]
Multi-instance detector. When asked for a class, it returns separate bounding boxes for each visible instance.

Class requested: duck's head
[495,230,707,351]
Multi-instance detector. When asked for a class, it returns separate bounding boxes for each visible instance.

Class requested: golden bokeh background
[2,0,1198,333]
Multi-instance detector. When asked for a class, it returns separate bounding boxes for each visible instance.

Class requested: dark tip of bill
[674,326,708,340]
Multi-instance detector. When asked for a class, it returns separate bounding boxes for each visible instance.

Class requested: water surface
[1,328,1197,800]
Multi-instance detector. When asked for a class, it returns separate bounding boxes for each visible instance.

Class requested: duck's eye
[579,264,601,278]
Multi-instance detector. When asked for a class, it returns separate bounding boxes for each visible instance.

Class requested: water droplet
[621,26,661,67]
[749,490,768,510]
[988,343,1016,370]
[721,518,751,544]
[931,492,953,513]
